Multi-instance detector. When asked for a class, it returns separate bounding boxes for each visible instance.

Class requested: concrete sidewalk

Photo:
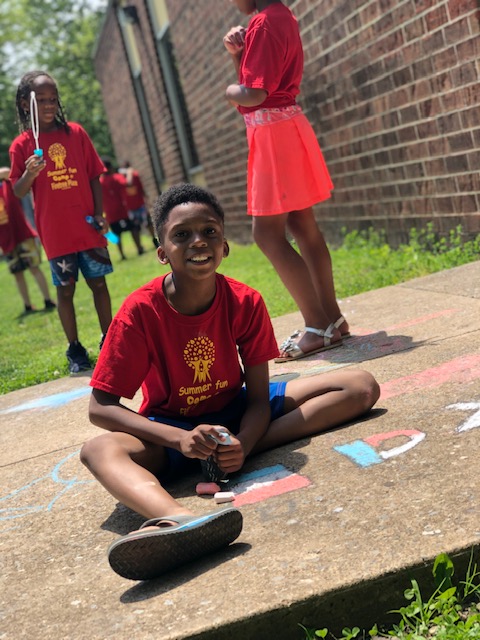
[1,261,480,640]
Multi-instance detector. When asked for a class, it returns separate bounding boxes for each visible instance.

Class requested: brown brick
[425,4,449,30]
[94,0,480,246]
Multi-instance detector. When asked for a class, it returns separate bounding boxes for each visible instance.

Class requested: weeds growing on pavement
[1,225,479,393]
[299,551,480,640]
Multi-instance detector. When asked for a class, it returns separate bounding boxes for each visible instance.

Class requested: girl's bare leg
[252,214,340,353]
[252,370,380,453]
[57,283,78,343]
[287,207,348,335]
[80,431,194,520]
[131,227,144,255]
[13,271,31,307]
[86,276,112,336]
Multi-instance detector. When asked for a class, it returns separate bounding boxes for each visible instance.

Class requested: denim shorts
[50,248,113,286]
[149,380,287,480]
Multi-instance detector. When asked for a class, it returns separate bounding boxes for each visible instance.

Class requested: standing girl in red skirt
[224,0,349,361]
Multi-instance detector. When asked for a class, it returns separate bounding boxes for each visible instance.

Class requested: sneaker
[99,333,106,350]
[66,341,91,374]
[24,304,36,314]
[44,299,56,310]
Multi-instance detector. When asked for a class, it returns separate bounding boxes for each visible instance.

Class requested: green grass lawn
[1,226,479,395]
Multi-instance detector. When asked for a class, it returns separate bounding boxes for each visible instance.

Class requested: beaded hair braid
[15,70,70,134]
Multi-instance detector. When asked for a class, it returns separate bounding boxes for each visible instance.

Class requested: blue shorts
[50,248,113,286]
[149,381,287,480]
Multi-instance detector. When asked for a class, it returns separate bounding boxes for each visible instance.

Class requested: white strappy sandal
[275,323,343,363]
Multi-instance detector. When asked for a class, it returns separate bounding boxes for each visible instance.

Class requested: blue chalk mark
[334,440,383,468]
[0,450,93,526]
[234,464,287,484]
[0,387,91,415]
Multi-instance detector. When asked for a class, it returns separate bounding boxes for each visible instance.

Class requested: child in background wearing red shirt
[9,71,113,374]
[119,160,156,245]
[224,0,349,362]
[80,183,379,581]
[0,166,55,315]
[100,158,145,260]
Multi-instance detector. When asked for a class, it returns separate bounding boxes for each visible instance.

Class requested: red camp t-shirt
[0,179,37,254]
[100,173,129,223]
[124,171,145,211]
[9,122,106,259]
[238,3,303,115]
[90,274,280,418]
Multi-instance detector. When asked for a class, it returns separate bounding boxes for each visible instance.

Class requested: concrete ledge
[2,262,480,639]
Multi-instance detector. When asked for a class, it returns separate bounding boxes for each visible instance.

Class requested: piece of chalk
[196,482,221,496]
[214,491,235,504]
[208,431,232,446]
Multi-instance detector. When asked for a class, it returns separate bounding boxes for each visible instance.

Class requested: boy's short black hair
[153,184,225,242]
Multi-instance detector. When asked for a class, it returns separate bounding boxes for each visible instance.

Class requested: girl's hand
[25,154,46,178]
[223,26,246,55]
[215,435,245,474]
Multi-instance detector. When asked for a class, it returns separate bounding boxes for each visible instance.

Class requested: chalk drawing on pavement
[447,402,480,433]
[0,387,91,415]
[230,464,311,506]
[334,429,426,468]
[0,450,93,533]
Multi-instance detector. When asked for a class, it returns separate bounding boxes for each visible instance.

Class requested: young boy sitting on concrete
[81,184,380,581]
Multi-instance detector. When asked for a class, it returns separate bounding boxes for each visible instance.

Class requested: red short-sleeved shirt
[124,171,145,211]
[90,274,280,418]
[0,179,37,254]
[100,173,129,223]
[9,122,106,259]
[238,3,304,115]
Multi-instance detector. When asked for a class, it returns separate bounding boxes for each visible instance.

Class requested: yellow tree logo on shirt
[48,143,67,170]
[184,337,215,384]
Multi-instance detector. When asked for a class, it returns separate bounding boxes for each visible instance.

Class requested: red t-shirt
[90,273,280,418]
[0,179,37,254]
[9,122,106,259]
[100,173,129,223]
[238,3,303,115]
[124,171,145,210]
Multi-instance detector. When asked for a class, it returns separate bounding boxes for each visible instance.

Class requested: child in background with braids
[9,70,113,374]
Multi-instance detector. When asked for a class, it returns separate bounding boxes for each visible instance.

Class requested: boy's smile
[158,202,229,278]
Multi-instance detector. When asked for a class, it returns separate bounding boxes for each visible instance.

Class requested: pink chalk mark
[385,309,458,331]
[352,309,458,336]
[365,429,423,447]
[381,354,480,400]
[233,474,311,506]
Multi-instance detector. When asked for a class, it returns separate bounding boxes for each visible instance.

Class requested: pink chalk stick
[196,482,221,495]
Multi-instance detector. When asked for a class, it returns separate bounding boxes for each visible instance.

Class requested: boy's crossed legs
[81,369,379,580]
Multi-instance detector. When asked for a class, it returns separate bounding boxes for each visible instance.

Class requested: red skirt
[244,106,333,216]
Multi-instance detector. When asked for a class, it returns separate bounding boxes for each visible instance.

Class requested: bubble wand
[30,91,43,158]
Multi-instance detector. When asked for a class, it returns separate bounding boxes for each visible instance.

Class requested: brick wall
[94,0,480,245]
